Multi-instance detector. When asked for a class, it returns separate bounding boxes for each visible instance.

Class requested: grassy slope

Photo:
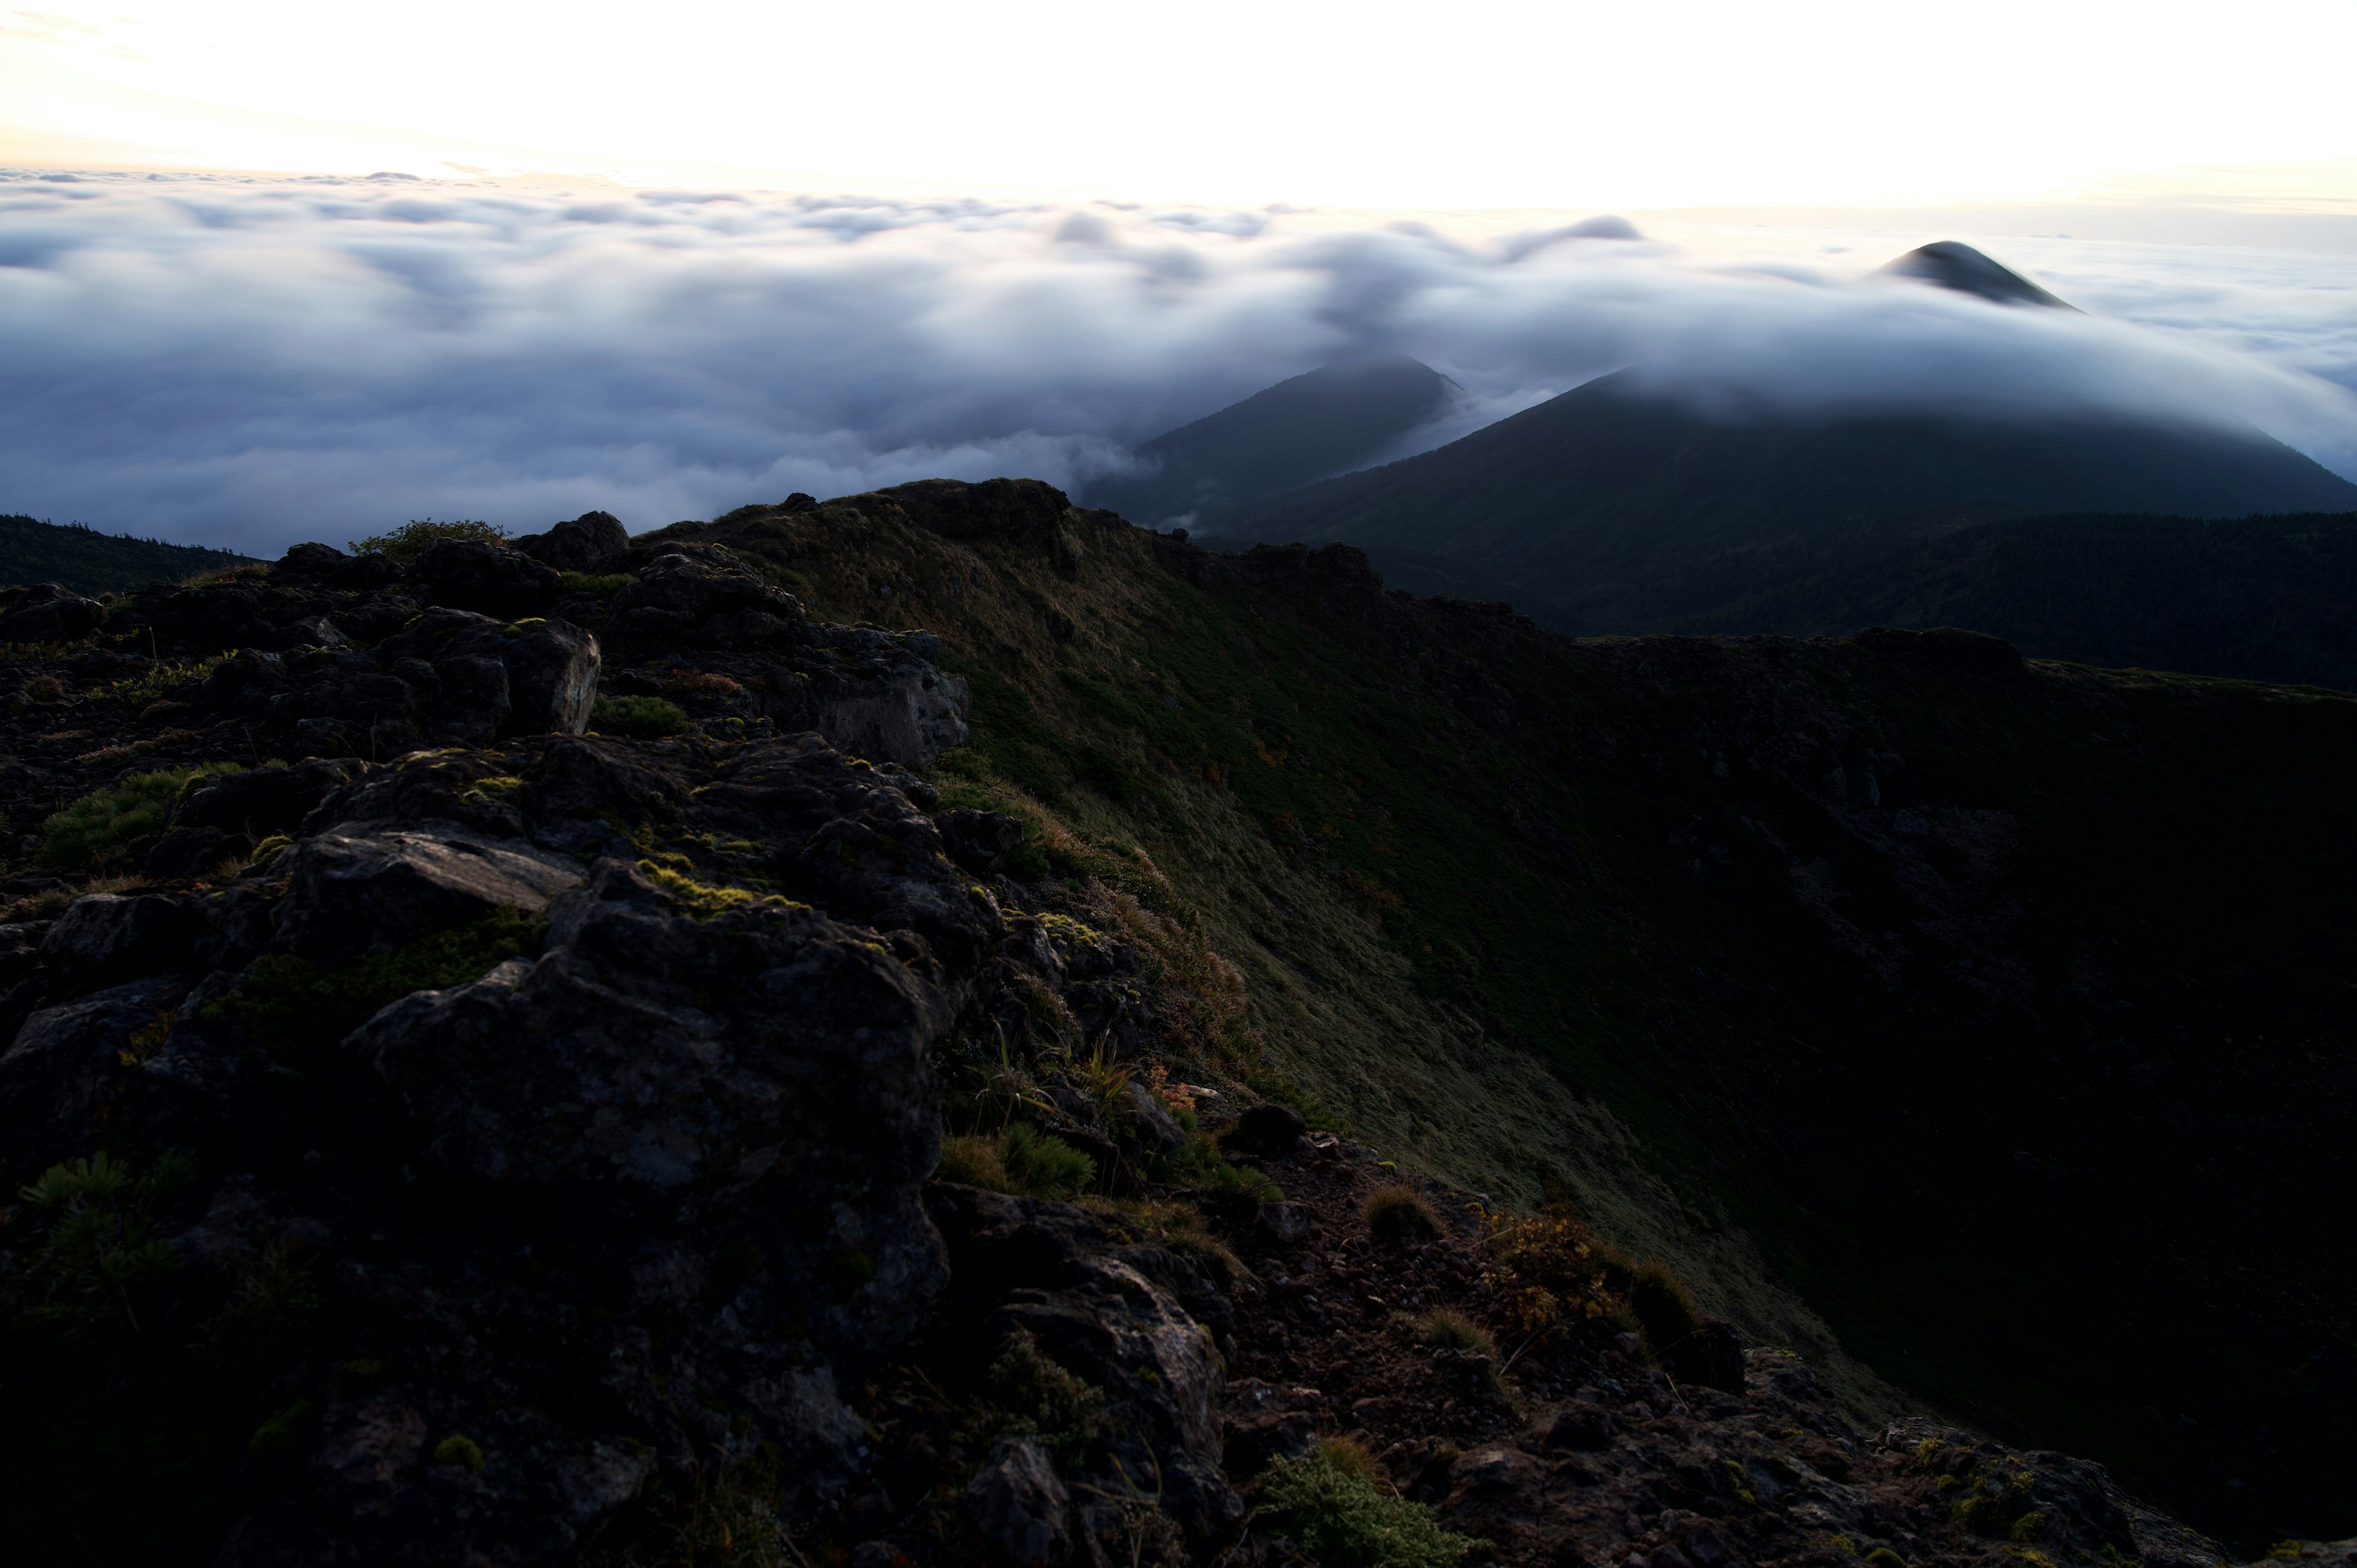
[669,486,2357,1547]
[0,514,255,596]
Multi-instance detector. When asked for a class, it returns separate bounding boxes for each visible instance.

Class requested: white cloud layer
[2,169,2353,556]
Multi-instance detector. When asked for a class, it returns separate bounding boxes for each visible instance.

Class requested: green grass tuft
[591,695,691,738]
[38,762,239,867]
[1259,1438,1482,1568]
[207,906,544,1058]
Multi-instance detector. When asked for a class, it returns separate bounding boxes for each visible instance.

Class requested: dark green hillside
[1086,353,1458,529]
[1228,371,2357,635]
[0,513,254,594]
[697,486,2356,1547]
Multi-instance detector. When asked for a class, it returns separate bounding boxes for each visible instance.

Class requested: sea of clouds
[2,168,2354,555]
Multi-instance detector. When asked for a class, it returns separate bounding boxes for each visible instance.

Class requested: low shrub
[999,1122,1096,1198]
[15,1148,198,1338]
[349,518,508,563]
[38,762,239,867]
[977,1326,1104,1466]
[1485,1207,1625,1337]
[591,695,691,738]
[433,1435,486,1470]
[1258,1437,1481,1568]
[1169,1132,1283,1210]
[937,1133,1012,1191]
[555,571,633,598]
[938,1123,1097,1199]
[1365,1184,1441,1244]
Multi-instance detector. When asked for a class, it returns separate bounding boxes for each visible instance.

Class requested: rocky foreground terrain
[0,490,2347,1567]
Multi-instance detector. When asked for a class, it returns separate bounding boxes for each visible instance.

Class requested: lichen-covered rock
[37,891,203,990]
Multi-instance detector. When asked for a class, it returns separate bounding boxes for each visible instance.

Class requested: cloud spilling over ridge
[1,169,2353,555]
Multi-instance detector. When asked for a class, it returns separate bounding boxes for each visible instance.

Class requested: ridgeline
[0,484,2347,1567]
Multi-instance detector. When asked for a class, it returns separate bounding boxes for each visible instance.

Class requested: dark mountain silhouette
[1877,239,2079,309]
[1085,353,1458,528]
[1221,361,2357,636]
[0,512,254,595]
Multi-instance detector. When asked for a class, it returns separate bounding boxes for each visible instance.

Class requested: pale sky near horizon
[5,0,2357,212]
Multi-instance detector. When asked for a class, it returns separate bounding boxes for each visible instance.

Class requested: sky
[2,1,2356,551]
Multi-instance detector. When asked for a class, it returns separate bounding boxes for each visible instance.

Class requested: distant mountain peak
[1877,241,2078,311]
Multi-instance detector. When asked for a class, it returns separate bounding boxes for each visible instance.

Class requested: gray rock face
[272,824,584,964]
[765,626,970,771]
[965,1437,1072,1567]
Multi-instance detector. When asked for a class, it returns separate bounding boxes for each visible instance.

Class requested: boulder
[271,824,584,964]
[1539,1400,1617,1451]
[1254,1202,1316,1246]
[964,1437,1074,1567]
[1123,1079,1187,1156]
[1221,1102,1305,1157]
[0,976,190,1184]
[411,539,562,619]
[1660,1319,1747,1394]
[515,511,630,571]
[38,893,204,989]
[0,582,105,644]
[176,759,371,837]
[1223,1410,1317,1480]
[495,619,600,736]
[275,541,349,577]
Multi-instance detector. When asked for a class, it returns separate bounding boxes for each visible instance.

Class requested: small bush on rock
[349,518,509,563]
[210,906,544,1058]
[1259,1437,1481,1568]
[39,762,238,866]
[1366,1184,1442,1245]
[591,695,691,738]
[555,571,633,598]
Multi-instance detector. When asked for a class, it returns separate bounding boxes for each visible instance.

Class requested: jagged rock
[937,808,1024,876]
[765,627,970,770]
[411,539,563,618]
[0,976,190,1180]
[0,582,105,644]
[965,1436,1072,1567]
[494,619,600,736]
[1123,1080,1186,1156]
[515,511,629,571]
[37,892,203,990]
[612,550,799,644]
[1254,1202,1316,1246]
[927,1184,1245,1545]
[1538,1400,1616,1450]
[271,824,584,964]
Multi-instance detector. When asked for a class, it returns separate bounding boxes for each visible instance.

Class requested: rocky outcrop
[0,581,106,643]
[515,509,630,571]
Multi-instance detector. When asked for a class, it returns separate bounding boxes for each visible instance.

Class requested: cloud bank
[2,169,2353,555]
